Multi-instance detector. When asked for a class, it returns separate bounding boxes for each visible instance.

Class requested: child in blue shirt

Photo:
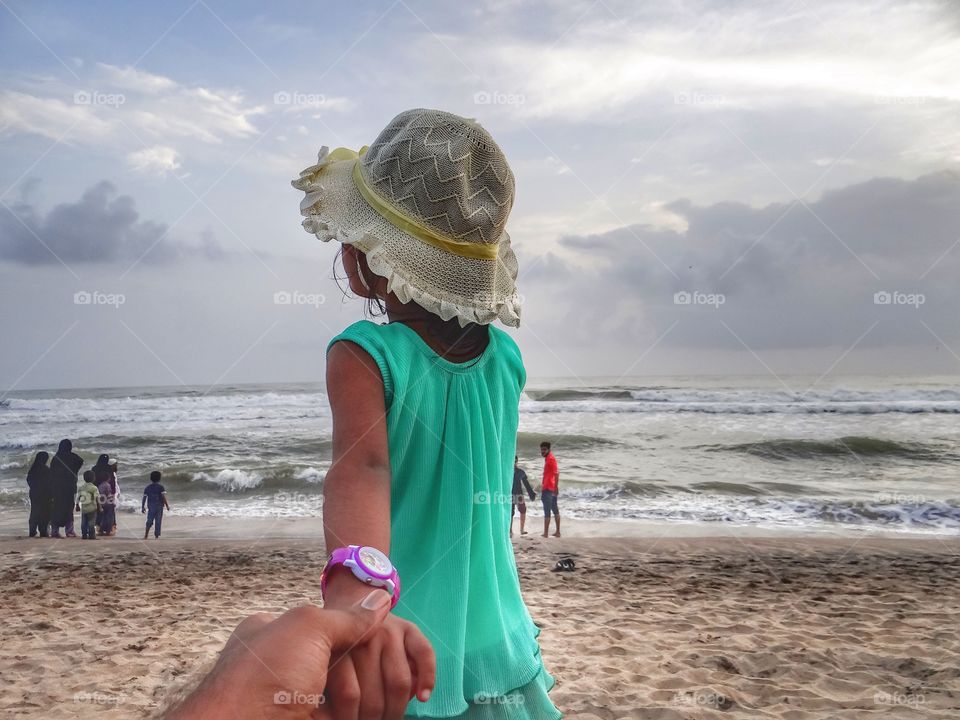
[141,471,170,539]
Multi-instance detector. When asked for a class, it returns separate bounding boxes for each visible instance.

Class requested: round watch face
[357,547,392,578]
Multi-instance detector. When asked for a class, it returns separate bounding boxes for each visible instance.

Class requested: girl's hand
[323,606,435,720]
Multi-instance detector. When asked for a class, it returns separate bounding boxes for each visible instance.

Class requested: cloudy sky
[1,0,958,390]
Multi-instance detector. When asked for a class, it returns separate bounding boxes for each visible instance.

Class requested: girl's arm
[323,341,436,718]
[322,341,392,606]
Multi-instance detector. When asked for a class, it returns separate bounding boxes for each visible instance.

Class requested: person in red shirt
[539,441,560,537]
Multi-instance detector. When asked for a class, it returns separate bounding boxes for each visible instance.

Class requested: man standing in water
[539,441,560,538]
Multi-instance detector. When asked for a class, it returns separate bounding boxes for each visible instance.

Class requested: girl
[293,109,560,719]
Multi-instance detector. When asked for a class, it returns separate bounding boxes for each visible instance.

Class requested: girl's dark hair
[334,246,489,361]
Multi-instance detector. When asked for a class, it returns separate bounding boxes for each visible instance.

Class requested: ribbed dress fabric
[328,320,560,719]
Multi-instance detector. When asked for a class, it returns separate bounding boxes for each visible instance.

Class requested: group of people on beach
[24,438,170,540]
[511,441,562,538]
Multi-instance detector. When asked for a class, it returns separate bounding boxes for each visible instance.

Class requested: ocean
[1,375,959,535]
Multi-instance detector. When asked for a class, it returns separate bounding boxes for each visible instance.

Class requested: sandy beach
[0,515,958,719]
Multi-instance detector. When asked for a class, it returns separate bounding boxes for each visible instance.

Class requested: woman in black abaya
[26,451,51,537]
[49,439,83,538]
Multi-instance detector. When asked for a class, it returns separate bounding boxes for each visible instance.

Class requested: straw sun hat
[291,108,521,327]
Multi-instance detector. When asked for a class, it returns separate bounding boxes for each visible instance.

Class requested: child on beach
[294,109,559,718]
[141,471,169,539]
[77,470,100,540]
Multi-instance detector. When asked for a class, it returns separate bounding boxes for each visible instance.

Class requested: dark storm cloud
[0,181,226,265]
[522,170,960,351]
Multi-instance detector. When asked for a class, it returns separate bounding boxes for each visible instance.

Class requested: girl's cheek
[340,250,364,296]
[350,275,368,296]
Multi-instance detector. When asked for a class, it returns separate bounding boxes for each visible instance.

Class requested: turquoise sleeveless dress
[328,320,560,719]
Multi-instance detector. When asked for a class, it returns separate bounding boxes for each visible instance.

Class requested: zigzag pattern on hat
[360,109,515,245]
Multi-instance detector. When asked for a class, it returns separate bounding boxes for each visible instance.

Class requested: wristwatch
[320,545,401,609]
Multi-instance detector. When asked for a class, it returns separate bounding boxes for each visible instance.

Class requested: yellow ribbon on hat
[329,146,501,261]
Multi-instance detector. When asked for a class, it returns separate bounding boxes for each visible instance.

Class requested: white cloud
[452,1,960,122]
[0,90,114,141]
[271,93,356,115]
[96,63,177,94]
[544,155,571,175]
[127,145,181,175]
[126,85,265,144]
[1,64,267,153]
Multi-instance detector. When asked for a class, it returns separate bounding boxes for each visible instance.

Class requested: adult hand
[164,589,426,719]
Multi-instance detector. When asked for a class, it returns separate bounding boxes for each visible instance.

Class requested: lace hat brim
[292,147,521,328]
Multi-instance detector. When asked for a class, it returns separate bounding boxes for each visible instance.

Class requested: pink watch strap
[320,546,355,600]
[321,546,401,608]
